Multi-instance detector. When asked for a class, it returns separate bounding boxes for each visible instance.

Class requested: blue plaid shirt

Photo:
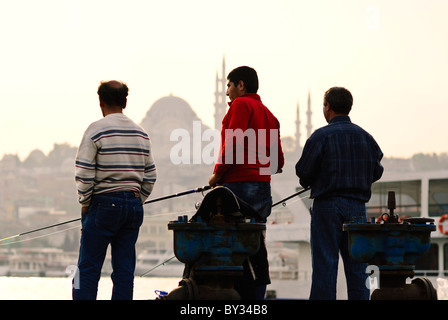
[295,116,383,202]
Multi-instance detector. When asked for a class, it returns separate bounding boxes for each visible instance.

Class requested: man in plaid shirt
[296,87,383,300]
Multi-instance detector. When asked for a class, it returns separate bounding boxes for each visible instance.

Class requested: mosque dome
[141,95,201,129]
[140,94,211,163]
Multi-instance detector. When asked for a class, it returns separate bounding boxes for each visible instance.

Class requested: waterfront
[0,276,179,300]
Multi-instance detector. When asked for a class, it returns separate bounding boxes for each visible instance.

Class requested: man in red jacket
[209,66,284,299]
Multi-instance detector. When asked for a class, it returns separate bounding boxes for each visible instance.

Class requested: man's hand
[81,206,89,214]
[208,173,223,188]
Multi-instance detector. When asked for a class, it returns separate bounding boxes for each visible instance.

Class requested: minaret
[306,91,312,138]
[214,57,227,130]
[295,102,301,150]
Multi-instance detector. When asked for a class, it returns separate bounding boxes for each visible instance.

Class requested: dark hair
[227,66,259,93]
[323,87,353,114]
[97,80,129,107]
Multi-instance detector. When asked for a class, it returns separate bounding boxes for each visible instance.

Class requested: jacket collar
[329,115,351,124]
[228,93,261,106]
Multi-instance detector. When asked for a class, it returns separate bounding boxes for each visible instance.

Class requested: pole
[144,185,211,204]
[0,218,82,243]
[272,187,310,208]
[0,186,212,244]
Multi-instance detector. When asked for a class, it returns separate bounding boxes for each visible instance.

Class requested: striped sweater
[75,113,157,207]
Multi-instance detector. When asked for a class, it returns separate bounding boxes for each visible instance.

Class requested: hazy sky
[1,0,447,160]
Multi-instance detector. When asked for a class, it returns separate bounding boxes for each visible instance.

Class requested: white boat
[7,248,78,277]
[45,250,78,277]
[265,169,448,299]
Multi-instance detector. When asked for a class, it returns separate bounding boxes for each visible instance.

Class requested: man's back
[215,93,284,182]
[296,115,383,202]
[75,113,156,206]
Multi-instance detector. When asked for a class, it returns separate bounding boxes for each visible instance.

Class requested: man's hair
[323,87,353,114]
[227,66,259,93]
[97,81,129,107]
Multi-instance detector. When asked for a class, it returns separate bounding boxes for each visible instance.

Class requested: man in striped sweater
[73,80,157,300]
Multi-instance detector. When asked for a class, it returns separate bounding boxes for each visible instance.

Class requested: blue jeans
[309,197,370,300]
[223,182,272,300]
[72,192,144,300]
[223,182,272,223]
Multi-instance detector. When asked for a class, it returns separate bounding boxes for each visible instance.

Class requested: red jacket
[214,93,284,183]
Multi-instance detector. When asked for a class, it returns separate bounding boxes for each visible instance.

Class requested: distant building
[141,94,209,163]
[214,57,227,130]
[305,91,312,140]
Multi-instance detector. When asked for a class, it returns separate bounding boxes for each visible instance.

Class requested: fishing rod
[0,218,81,243]
[0,185,212,244]
[139,186,311,277]
[144,185,210,204]
[272,187,310,208]
[140,256,177,277]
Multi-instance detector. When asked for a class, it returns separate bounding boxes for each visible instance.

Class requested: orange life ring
[438,214,448,235]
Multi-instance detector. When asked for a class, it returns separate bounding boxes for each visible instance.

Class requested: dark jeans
[309,197,370,300]
[223,182,272,222]
[72,192,144,300]
[223,181,272,300]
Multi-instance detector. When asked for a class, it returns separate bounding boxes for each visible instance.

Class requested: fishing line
[0,225,80,247]
[139,256,177,277]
